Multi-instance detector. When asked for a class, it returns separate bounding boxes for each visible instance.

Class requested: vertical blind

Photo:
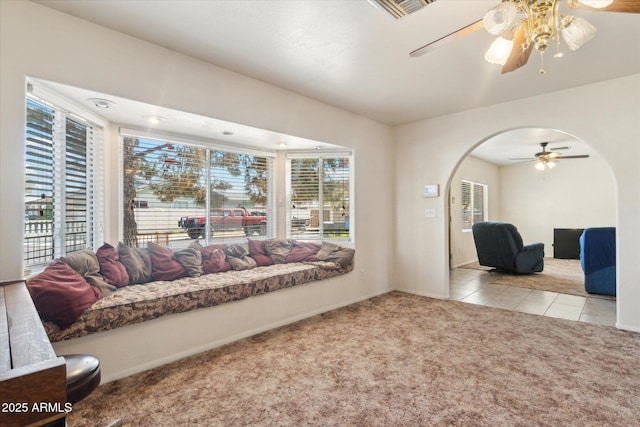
[24,97,103,266]
[287,155,351,240]
[121,136,273,248]
[461,179,487,230]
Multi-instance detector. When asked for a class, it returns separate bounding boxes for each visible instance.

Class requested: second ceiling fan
[510,142,589,170]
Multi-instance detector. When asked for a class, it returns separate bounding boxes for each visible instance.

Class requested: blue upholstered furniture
[580,227,616,296]
[471,222,544,274]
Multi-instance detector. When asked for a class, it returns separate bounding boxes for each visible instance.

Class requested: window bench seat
[43,260,352,342]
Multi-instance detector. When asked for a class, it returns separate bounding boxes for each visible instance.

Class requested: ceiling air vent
[369,0,437,19]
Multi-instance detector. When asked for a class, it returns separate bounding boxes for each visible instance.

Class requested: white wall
[0,1,394,381]
[449,155,500,267]
[500,156,616,250]
[393,74,640,332]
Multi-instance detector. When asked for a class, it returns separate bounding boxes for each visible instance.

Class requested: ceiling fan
[510,142,589,169]
[407,0,640,74]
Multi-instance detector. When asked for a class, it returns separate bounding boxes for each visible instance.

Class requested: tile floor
[449,268,617,327]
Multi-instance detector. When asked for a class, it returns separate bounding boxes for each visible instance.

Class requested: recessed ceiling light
[88,98,114,108]
[144,115,164,124]
[279,142,288,148]
[316,145,324,150]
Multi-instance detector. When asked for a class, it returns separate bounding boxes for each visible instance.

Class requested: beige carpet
[460,258,614,300]
[68,292,639,426]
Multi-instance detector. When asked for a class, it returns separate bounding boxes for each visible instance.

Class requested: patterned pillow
[27,259,102,328]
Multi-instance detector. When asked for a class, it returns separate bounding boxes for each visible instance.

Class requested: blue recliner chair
[471,222,544,274]
[580,227,616,296]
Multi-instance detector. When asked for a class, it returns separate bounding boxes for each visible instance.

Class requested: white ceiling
[31,0,640,163]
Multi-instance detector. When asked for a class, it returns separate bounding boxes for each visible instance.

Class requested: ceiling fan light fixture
[535,160,546,171]
[482,2,517,35]
[547,160,557,169]
[576,0,614,8]
[560,16,597,51]
[485,32,514,65]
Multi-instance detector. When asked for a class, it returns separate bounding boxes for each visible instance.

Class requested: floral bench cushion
[44,261,349,342]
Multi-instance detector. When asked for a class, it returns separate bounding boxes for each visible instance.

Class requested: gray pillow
[117,242,152,284]
[315,242,355,269]
[264,239,292,264]
[227,255,257,271]
[175,247,204,277]
[60,248,116,296]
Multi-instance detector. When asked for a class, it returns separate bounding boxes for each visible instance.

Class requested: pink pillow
[248,239,273,267]
[27,260,102,328]
[147,242,187,281]
[201,244,232,274]
[286,241,321,263]
[96,243,129,287]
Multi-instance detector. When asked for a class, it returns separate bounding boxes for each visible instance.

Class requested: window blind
[286,155,351,241]
[24,97,103,266]
[122,137,273,248]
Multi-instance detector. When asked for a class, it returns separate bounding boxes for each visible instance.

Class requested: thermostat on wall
[422,184,439,198]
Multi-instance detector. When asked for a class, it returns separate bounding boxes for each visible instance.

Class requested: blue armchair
[471,222,544,274]
[580,227,616,296]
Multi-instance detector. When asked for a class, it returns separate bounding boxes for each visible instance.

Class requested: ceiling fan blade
[410,20,483,57]
[550,146,570,151]
[501,27,534,74]
[557,155,590,159]
[567,0,640,13]
[508,158,535,161]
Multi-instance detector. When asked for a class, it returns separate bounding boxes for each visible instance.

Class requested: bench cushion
[44,261,350,342]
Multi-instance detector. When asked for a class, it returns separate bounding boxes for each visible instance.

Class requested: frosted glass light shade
[483,2,517,36]
[535,161,545,171]
[577,0,613,8]
[547,160,556,169]
[485,36,514,65]
[561,16,597,51]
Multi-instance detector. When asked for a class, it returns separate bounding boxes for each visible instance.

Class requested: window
[461,180,487,231]
[122,135,274,248]
[286,154,351,241]
[24,97,104,267]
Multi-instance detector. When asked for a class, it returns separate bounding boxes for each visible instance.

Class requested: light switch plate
[424,208,436,218]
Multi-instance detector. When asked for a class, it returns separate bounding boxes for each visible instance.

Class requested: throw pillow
[201,244,232,274]
[27,259,102,328]
[175,247,204,277]
[117,242,152,285]
[96,243,129,288]
[248,239,273,266]
[264,239,292,264]
[315,242,355,269]
[60,248,117,296]
[286,241,321,263]
[224,243,257,271]
[147,242,187,281]
[227,254,258,271]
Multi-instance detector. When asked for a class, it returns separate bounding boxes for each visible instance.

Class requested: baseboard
[615,322,640,333]
[394,287,449,300]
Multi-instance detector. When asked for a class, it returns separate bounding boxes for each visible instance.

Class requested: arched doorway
[446,127,617,325]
